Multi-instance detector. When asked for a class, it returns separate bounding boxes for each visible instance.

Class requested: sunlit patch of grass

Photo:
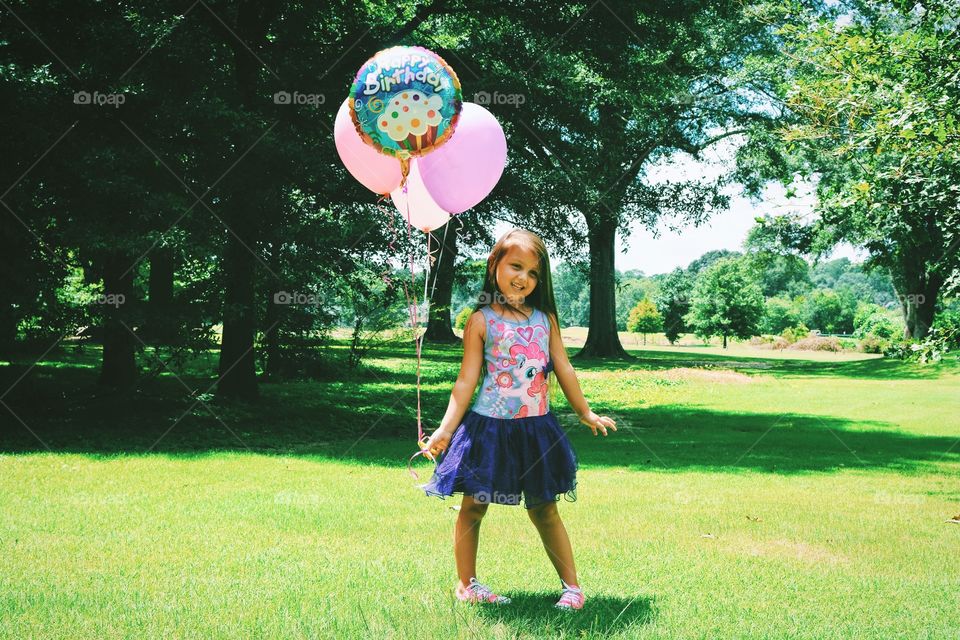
[1,341,958,638]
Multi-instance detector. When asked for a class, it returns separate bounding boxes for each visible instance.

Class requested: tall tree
[446,0,783,357]
[626,299,662,345]
[685,257,765,347]
[655,268,693,344]
[741,0,960,339]
[0,0,183,385]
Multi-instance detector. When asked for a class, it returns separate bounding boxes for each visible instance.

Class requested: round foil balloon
[350,46,462,160]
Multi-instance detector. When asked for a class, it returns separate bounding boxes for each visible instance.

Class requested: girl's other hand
[422,428,452,460]
[579,411,617,436]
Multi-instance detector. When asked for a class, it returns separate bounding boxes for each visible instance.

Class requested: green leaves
[684,257,765,344]
[766,0,960,338]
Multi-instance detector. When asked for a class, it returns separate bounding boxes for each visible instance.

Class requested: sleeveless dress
[420,305,578,509]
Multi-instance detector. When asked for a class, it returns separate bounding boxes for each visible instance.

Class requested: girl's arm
[547,313,617,436]
[423,311,486,455]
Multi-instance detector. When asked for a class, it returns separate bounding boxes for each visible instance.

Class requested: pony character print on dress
[472,309,552,420]
[500,340,549,418]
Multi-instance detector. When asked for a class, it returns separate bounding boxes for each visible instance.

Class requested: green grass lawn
[1,341,958,639]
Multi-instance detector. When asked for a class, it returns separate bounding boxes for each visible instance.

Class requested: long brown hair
[475,229,559,324]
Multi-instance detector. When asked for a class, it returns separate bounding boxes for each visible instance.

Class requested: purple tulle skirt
[420,410,578,509]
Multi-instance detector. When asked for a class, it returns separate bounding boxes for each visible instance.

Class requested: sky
[492,135,866,276]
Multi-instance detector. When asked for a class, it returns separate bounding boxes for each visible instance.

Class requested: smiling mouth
[511,283,524,291]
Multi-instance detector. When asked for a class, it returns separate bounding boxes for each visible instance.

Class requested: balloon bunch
[334,46,508,231]
[333,46,508,471]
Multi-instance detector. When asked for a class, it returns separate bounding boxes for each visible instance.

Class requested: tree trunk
[424,224,459,343]
[263,248,282,378]
[0,306,16,355]
[891,264,943,339]
[215,0,269,398]
[99,252,138,386]
[217,233,258,398]
[146,247,175,344]
[722,334,728,349]
[577,218,631,359]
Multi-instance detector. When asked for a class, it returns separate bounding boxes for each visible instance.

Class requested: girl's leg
[454,495,489,587]
[527,501,578,586]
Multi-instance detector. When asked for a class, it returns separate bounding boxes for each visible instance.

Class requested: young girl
[421,229,616,610]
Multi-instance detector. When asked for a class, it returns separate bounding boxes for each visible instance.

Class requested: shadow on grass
[567,404,959,474]
[2,342,956,474]
[472,591,653,637]
[4,369,957,475]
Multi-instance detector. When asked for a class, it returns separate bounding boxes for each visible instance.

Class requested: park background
[1,0,958,638]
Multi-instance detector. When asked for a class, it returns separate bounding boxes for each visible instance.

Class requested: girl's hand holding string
[421,427,453,461]
[579,411,617,436]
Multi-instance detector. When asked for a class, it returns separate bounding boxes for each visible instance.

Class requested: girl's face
[495,245,540,307]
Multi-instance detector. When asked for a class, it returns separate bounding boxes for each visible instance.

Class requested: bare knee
[528,501,560,527]
[459,496,490,523]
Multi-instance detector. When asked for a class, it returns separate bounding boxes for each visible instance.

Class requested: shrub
[884,340,914,359]
[908,325,960,363]
[885,310,960,363]
[858,334,889,354]
[788,336,843,351]
[454,306,474,330]
[853,303,901,340]
[839,337,859,350]
[781,323,810,344]
[750,335,789,350]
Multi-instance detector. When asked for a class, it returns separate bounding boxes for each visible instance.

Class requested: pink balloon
[391,159,451,232]
[418,102,507,214]
[334,99,403,194]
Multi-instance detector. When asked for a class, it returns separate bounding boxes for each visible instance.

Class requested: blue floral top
[471,305,554,419]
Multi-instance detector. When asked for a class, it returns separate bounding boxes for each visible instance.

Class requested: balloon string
[402,187,425,448]
[376,195,433,482]
[387,174,440,479]
[381,191,425,456]
[411,216,459,479]
[424,230,432,319]
[406,229,431,481]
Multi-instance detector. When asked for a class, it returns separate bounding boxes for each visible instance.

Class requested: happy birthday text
[363,56,445,95]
